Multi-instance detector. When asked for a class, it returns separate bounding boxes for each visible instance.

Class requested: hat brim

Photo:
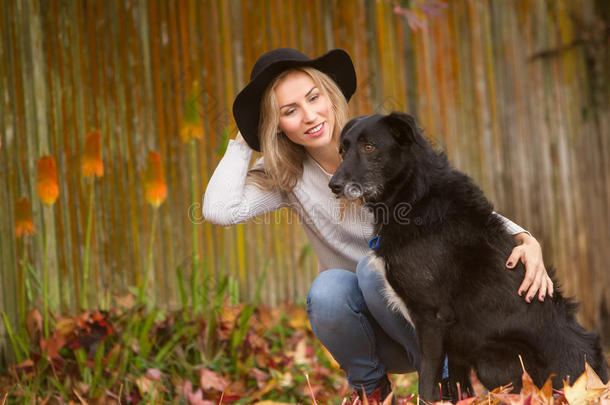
[233,49,357,152]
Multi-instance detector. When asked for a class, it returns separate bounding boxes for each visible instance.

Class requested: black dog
[329,112,608,401]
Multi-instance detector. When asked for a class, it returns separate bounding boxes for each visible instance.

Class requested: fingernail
[528,296,533,301]
[541,295,545,301]
[519,290,524,296]
[507,261,513,267]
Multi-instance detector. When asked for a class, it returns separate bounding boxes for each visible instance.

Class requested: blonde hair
[246,66,350,192]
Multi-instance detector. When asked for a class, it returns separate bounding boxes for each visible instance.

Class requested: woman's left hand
[505,233,554,303]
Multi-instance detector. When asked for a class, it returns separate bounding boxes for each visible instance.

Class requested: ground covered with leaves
[1,293,609,404]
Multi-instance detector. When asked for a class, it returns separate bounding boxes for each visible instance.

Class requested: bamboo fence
[1,0,609,366]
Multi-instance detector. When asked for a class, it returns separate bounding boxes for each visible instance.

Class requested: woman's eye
[364,144,375,152]
[310,95,319,102]
[284,108,295,116]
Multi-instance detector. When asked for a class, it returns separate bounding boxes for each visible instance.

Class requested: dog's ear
[383,111,423,146]
[341,116,366,138]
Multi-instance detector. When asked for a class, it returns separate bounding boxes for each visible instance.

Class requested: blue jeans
[306,255,421,394]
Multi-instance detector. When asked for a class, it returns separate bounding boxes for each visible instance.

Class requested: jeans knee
[356,254,385,296]
[307,269,364,330]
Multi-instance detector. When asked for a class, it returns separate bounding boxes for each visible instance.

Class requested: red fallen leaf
[306,345,315,357]
[39,331,67,360]
[214,393,241,404]
[200,368,229,392]
[91,311,114,336]
[70,311,114,352]
[521,369,538,397]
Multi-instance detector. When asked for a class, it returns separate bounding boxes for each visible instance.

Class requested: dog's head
[329,111,426,203]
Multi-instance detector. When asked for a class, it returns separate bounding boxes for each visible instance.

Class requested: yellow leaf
[584,361,607,391]
[135,375,163,404]
[563,362,606,405]
[54,317,77,336]
[250,380,278,401]
[320,344,340,370]
[287,307,309,330]
[539,374,554,401]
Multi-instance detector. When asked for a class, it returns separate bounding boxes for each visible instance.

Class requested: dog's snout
[344,182,363,199]
[328,178,344,195]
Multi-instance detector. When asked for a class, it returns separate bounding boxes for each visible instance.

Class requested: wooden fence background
[1,0,609,366]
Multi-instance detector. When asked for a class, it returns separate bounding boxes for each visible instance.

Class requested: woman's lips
[305,122,325,137]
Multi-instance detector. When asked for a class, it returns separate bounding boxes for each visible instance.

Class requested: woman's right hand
[235,131,248,146]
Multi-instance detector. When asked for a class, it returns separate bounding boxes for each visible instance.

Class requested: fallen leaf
[135,375,163,403]
[249,379,277,400]
[539,374,554,402]
[320,344,340,370]
[563,362,607,405]
[200,368,229,392]
[286,306,309,330]
[39,332,67,360]
[584,361,607,390]
[521,369,538,397]
[290,337,309,365]
[54,316,77,336]
[146,368,162,381]
[249,368,270,389]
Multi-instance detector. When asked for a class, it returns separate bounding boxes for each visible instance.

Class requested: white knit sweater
[202,139,528,272]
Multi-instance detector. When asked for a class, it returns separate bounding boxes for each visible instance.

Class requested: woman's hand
[506,233,554,303]
[235,131,248,146]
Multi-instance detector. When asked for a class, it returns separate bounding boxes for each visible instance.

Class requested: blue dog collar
[368,235,381,250]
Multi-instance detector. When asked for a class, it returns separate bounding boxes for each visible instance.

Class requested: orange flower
[82,130,104,178]
[15,197,35,237]
[180,122,204,143]
[144,151,167,207]
[36,156,59,205]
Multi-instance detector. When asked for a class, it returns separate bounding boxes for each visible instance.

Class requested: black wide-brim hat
[232,48,357,151]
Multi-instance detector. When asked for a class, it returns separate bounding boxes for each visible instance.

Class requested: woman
[203,48,553,402]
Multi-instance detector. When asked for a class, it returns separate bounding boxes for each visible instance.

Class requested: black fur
[329,112,609,402]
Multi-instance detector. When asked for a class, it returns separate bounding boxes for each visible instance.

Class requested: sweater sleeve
[493,212,532,237]
[202,139,287,226]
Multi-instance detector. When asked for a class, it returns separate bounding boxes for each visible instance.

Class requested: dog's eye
[363,144,375,152]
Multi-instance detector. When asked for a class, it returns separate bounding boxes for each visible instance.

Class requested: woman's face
[274,71,335,153]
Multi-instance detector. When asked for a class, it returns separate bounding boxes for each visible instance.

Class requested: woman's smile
[305,122,325,137]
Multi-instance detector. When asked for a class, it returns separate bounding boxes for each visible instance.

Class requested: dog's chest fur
[366,252,415,325]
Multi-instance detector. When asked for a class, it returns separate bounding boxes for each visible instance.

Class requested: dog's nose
[328,178,344,195]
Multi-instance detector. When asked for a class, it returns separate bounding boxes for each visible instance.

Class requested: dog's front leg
[416,317,446,402]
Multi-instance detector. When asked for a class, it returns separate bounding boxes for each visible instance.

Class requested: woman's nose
[302,105,316,124]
